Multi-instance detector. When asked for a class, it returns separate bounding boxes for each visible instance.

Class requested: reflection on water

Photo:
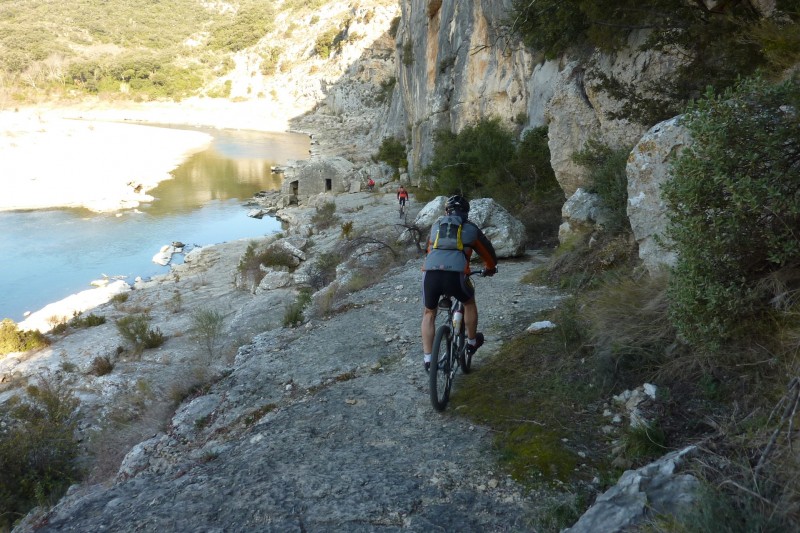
[144,149,283,215]
[0,127,309,322]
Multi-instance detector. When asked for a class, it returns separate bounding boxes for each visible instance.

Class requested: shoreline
[3,98,308,328]
[0,98,302,213]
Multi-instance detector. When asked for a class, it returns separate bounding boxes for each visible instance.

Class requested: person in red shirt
[397,185,409,211]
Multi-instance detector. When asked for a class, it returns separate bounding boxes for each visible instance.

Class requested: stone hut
[281,157,355,204]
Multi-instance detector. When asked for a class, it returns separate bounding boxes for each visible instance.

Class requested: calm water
[0,126,309,322]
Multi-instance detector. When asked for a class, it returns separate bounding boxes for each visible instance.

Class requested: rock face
[626,116,693,273]
[558,188,610,243]
[388,0,535,175]
[388,4,688,247]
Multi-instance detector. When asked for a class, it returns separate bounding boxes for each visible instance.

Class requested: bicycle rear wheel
[429,324,451,411]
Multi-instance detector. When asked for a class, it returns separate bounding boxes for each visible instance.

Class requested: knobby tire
[429,324,451,411]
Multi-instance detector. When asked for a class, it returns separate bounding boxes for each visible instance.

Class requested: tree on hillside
[423,119,562,245]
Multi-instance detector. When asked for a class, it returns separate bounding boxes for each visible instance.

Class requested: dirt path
[24,243,564,531]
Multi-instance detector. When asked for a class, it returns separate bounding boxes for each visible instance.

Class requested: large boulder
[414,196,526,258]
[627,116,692,274]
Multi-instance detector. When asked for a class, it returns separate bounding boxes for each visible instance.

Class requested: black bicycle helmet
[445,194,470,215]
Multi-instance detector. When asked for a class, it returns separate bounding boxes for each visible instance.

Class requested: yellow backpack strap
[456,224,463,251]
[433,228,441,248]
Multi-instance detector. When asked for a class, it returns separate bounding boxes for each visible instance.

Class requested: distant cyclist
[397,185,409,213]
[420,195,497,371]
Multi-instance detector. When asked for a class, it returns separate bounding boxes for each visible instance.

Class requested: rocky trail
[25,233,564,531]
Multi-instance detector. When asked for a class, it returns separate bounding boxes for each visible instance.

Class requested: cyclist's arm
[469,227,498,272]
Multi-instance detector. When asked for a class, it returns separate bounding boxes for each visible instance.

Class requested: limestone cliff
[383,1,686,265]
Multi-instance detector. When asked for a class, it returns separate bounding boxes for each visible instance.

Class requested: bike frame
[429,269,485,411]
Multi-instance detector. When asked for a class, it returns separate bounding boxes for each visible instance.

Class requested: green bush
[260,46,282,76]
[90,356,114,376]
[424,121,562,246]
[311,201,339,229]
[0,319,49,355]
[190,309,225,360]
[314,27,346,59]
[0,379,81,530]
[375,136,407,170]
[115,314,166,353]
[340,220,354,239]
[307,252,341,290]
[424,117,516,197]
[282,288,312,327]
[237,242,265,291]
[208,3,275,52]
[69,313,106,328]
[376,77,396,104]
[572,138,632,235]
[662,75,800,350]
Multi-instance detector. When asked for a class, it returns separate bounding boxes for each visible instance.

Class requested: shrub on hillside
[0,379,81,530]
[208,3,275,52]
[375,136,406,170]
[424,120,562,246]
[572,138,632,236]
[310,201,339,230]
[69,313,106,328]
[0,319,49,356]
[314,27,346,59]
[115,314,165,353]
[190,309,225,361]
[662,75,800,350]
[307,252,341,290]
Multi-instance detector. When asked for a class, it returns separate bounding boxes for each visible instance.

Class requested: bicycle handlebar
[470,267,497,277]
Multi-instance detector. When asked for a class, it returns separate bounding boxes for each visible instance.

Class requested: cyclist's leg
[422,307,436,354]
[463,298,478,340]
[451,274,478,341]
[421,271,444,359]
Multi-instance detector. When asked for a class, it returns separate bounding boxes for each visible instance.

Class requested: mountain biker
[397,185,409,210]
[421,195,497,371]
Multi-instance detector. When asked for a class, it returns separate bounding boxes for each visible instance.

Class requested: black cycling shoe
[424,361,430,372]
[466,332,484,355]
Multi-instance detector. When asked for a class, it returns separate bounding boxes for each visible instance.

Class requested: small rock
[526,320,556,333]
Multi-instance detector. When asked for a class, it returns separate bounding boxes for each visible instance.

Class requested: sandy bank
[0,98,300,213]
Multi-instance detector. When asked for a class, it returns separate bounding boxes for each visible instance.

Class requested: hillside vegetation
[0,0,328,103]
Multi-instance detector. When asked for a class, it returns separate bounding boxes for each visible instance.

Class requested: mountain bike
[429,269,488,411]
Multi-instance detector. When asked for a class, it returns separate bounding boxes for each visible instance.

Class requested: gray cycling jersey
[422,214,497,273]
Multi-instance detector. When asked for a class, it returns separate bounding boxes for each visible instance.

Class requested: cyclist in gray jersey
[421,195,497,371]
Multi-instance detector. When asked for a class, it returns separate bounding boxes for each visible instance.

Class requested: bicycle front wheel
[429,324,452,411]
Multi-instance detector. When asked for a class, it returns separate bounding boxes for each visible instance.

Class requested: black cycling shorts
[422,270,475,310]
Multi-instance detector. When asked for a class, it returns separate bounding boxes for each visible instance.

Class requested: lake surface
[0,126,309,323]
